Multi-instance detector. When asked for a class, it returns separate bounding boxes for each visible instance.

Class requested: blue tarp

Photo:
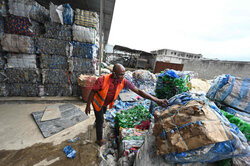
[63,4,74,25]
[153,92,250,163]
[206,75,250,113]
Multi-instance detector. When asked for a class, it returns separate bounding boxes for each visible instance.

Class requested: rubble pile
[0,0,99,97]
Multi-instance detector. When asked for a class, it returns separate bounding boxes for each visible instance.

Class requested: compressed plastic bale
[5,68,40,83]
[40,54,68,69]
[28,2,49,23]
[1,34,35,53]
[155,70,190,99]
[8,0,49,23]
[72,25,96,43]
[43,83,72,96]
[152,92,250,163]
[42,69,71,84]
[6,83,39,96]
[206,74,250,113]
[74,9,99,29]
[4,14,35,36]
[70,41,97,59]
[8,0,35,17]
[6,53,37,69]
[43,22,72,41]
[71,57,94,72]
[36,38,67,56]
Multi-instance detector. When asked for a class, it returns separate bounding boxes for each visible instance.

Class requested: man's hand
[155,99,169,107]
[85,105,91,115]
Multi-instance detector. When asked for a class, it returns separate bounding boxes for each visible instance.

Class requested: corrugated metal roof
[114,45,152,55]
[35,0,115,44]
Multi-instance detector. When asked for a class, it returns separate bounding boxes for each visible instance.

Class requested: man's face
[113,67,125,79]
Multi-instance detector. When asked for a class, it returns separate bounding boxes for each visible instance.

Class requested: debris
[41,104,61,122]
[63,145,76,158]
[115,105,151,128]
[68,137,81,143]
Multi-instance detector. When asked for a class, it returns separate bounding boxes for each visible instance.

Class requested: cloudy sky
[108,0,250,61]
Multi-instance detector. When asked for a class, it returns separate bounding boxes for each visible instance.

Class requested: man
[85,64,168,146]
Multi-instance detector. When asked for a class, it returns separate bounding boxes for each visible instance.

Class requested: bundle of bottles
[115,105,151,128]
[155,70,190,99]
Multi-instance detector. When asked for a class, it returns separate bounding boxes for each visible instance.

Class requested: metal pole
[99,0,103,75]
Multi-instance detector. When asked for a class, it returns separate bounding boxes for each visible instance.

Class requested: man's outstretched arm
[130,86,168,107]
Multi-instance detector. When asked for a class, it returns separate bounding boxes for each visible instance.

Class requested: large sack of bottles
[155,70,190,99]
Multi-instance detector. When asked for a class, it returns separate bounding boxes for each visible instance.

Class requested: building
[151,49,203,64]
[105,45,156,69]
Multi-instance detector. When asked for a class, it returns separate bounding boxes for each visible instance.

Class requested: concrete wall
[182,59,250,79]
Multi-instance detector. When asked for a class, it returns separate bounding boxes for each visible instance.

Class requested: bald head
[113,63,125,72]
[112,63,125,79]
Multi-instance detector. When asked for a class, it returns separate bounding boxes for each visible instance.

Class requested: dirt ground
[0,100,102,166]
[0,132,101,166]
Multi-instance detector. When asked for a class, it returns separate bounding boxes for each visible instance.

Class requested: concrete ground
[0,97,100,166]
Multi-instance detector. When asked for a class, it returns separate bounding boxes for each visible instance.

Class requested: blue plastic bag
[63,145,76,158]
[63,4,74,25]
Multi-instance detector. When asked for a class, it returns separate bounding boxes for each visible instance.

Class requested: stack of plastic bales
[0,0,99,97]
[38,3,72,96]
[69,7,99,96]
[0,0,47,96]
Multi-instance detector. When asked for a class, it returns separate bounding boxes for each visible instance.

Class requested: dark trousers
[94,106,107,141]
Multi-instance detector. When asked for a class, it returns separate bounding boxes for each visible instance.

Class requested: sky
[108,0,250,61]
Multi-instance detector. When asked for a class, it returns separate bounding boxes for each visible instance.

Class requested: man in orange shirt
[85,64,168,146]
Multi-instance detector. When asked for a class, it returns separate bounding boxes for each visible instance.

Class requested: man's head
[112,64,125,79]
